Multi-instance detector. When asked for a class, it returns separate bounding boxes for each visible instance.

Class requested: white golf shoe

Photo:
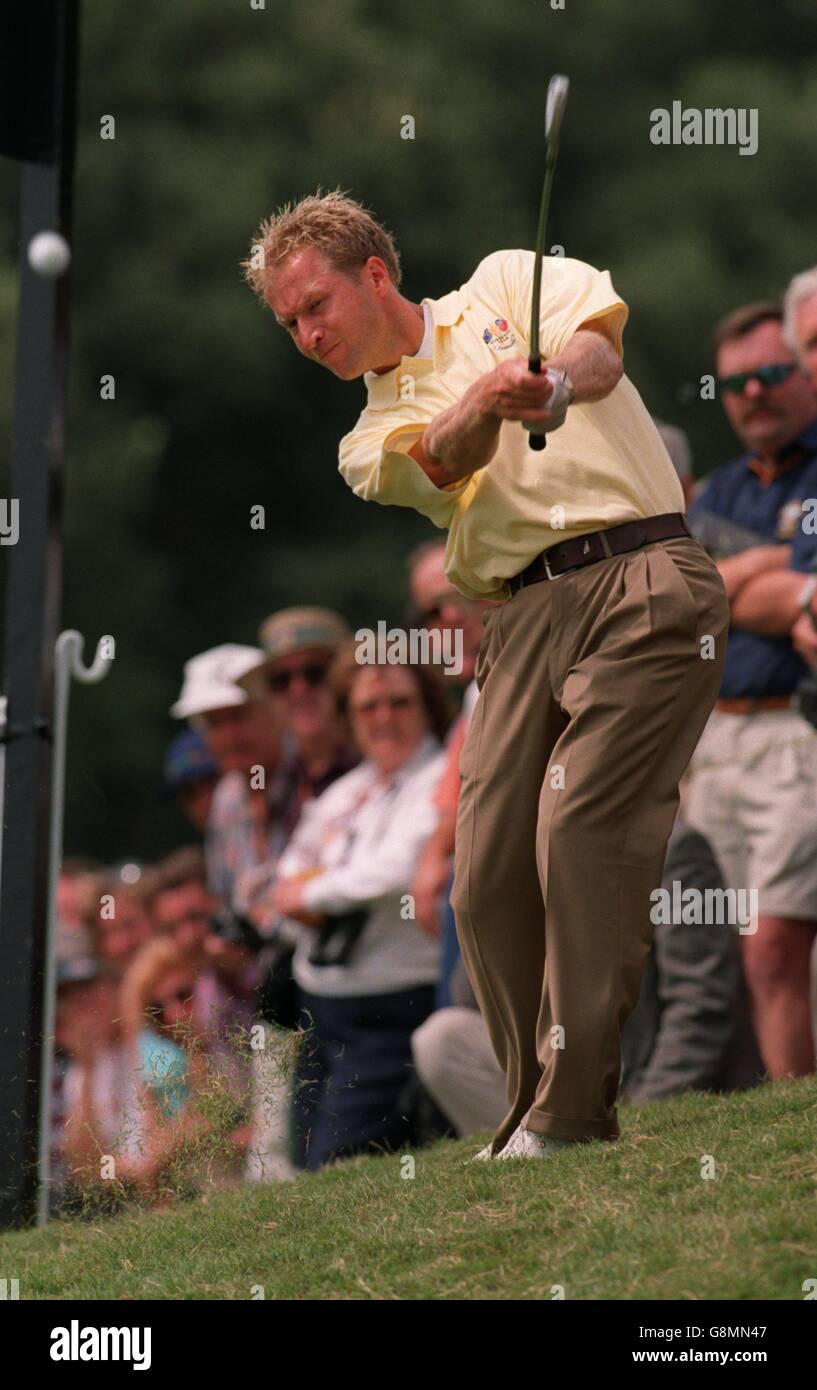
[466,1140,496,1163]
[495,1124,574,1160]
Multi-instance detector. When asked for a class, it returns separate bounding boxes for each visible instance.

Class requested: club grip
[527,354,548,451]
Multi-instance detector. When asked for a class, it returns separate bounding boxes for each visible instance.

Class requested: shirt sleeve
[790,529,817,573]
[339,417,473,523]
[275,796,326,880]
[299,771,443,915]
[789,467,817,572]
[476,248,629,360]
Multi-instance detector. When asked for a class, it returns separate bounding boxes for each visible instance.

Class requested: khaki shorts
[682,707,817,920]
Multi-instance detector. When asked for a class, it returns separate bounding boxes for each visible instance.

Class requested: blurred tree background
[1,0,816,860]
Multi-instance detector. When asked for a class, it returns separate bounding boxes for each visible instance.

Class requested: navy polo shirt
[688,419,817,698]
[789,451,817,574]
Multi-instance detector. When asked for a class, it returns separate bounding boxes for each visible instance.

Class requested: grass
[1,1074,815,1300]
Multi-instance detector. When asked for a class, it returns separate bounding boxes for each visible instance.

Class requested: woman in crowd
[59,967,139,1200]
[269,647,452,1171]
[80,867,155,978]
[117,937,249,1198]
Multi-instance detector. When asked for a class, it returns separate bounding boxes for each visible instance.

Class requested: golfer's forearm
[730,569,807,634]
[547,327,623,402]
[420,381,502,484]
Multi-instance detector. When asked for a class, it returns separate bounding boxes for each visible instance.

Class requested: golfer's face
[266,247,377,379]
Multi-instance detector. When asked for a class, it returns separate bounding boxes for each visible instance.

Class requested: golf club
[525,72,570,451]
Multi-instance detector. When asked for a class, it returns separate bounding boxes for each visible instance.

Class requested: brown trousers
[450,536,729,1149]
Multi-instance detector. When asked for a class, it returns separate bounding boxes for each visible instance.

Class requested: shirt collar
[743,417,817,488]
[363,287,469,409]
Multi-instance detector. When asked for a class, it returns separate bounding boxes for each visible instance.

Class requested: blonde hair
[240,188,402,302]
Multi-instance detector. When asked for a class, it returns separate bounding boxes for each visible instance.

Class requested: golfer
[241,191,729,1160]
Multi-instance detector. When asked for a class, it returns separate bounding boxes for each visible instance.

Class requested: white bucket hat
[170,644,265,719]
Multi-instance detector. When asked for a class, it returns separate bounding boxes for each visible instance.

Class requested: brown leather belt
[715,696,794,714]
[507,512,692,594]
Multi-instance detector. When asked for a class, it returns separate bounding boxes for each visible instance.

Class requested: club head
[545,74,570,147]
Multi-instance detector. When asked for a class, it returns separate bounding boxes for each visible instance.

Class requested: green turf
[1,1075,815,1300]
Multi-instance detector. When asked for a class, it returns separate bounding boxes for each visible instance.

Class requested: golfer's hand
[479,360,570,434]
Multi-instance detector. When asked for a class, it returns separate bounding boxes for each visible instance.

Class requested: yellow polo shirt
[338,248,684,601]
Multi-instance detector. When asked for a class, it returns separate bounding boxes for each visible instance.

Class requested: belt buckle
[543,551,575,581]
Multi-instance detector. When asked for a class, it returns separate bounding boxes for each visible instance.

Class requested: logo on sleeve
[482,318,516,351]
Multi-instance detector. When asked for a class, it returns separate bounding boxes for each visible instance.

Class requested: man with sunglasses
[685,301,817,1081]
[237,607,359,841]
[234,608,360,1181]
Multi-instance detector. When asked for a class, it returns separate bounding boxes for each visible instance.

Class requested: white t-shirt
[277,735,446,997]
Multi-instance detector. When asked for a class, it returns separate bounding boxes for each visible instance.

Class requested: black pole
[0,1,79,1228]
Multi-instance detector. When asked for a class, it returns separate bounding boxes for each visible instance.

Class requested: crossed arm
[724,549,798,633]
[725,550,817,663]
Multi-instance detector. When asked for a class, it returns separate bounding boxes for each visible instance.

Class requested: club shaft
[528,153,557,449]
[529,153,556,368]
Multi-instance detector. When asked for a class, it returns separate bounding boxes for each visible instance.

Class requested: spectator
[654,419,695,508]
[684,300,817,1079]
[620,817,765,1102]
[51,954,104,1209]
[59,966,139,1196]
[118,937,248,1199]
[237,607,359,844]
[149,846,257,1094]
[783,265,817,397]
[411,953,507,1140]
[54,857,100,970]
[407,542,493,1006]
[413,815,766,1138]
[161,728,219,834]
[780,266,817,667]
[269,647,451,1171]
[236,608,361,1183]
[170,643,287,914]
[406,540,488,688]
[81,866,155,977]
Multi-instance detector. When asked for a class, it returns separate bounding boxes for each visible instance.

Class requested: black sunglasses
[267,662,329,694]
[716,362,798,395]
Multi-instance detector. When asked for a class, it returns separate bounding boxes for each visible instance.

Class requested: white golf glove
[523,367,574,439]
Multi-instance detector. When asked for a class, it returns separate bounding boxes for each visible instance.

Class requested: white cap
[170,644,265,719]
